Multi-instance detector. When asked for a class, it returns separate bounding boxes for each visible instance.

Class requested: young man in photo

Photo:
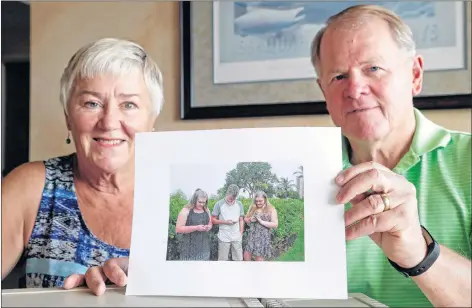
[211,184,245,261]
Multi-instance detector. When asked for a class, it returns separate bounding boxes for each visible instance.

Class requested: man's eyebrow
[359,56,384,65]
[327,57,385,75]
[328,68,346,75]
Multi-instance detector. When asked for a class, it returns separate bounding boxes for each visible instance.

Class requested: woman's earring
[66,131,71,144]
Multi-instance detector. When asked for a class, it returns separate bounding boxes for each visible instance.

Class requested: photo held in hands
[126,127,347,299]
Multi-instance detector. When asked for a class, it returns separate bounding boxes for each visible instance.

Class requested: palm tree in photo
[277,177,296,199]
[293,166,303,178]
[293,166,304,199]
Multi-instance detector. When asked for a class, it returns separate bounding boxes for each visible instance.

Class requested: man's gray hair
[226,184,240,198]
[310,4,416,77]
[59,37,164,115]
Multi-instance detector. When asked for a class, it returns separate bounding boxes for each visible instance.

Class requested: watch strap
[388,225,440,277]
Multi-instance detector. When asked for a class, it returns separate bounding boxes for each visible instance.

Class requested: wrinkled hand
[336,161,427,268]
[204,225,212,232]
[226,220,234,225]
[63,257,129,296]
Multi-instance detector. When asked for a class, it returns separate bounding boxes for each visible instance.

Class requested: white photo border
[126,127,347,300]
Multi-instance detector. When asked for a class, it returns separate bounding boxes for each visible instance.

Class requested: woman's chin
[91,156,130,173]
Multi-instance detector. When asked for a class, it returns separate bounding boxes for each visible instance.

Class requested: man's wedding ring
[381,193,391,211]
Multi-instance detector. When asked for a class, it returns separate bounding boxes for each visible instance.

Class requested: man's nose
[344,73,370,100]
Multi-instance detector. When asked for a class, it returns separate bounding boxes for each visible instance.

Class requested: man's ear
[316,78,325,96]
[412,54,424,96]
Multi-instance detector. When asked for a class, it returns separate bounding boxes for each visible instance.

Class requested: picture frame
[180,1,472,120]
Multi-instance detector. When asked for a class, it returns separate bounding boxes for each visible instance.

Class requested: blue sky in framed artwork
[218,1,457,64]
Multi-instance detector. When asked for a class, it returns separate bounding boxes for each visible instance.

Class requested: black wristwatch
[388,225,440,277]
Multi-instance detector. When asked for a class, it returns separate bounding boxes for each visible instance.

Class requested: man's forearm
[211,217,227,225]
[412,245,471,307]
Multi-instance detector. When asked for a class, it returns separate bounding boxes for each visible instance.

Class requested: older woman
[243,191,278,261]
[1,38,164,292]
[175,189,212,261]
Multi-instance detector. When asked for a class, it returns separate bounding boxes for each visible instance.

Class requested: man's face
[316,16,424,143]
[225,195,235,205]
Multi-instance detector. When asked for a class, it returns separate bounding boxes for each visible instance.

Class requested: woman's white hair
[59,38,164,115]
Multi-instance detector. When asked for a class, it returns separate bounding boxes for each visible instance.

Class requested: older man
[310,4,471,307]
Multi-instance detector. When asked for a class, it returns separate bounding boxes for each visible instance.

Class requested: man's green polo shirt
[343,108,471,307]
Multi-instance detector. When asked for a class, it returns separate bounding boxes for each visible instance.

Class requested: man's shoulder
[441,130,471,161]
[419,129,471,199]
[213,199,225,209]
[214,199,224,206]
[448,130,471,145]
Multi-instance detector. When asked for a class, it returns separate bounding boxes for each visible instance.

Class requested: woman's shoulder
[2,161,47,226]
[2,153,75,192]
[43,153,75,170]
[3,160,46,186]
[180,206,191,214]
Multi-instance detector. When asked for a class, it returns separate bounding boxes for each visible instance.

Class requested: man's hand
[336,161,427,268]
[63,257,129,296]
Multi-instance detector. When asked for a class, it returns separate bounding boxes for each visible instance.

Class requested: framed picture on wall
[180,1,472,120]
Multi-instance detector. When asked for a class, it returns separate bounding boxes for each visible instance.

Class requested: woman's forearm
[260,220,277,229]
[412,245,471,307]
[175,225,197,234]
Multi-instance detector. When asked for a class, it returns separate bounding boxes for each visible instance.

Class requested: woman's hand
[194,225,207,232]
[63,257,129,296]
[255,215,263,224]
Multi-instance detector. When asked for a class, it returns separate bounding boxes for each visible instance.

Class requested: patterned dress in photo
[179,209,211,260]
[246,211,272,259]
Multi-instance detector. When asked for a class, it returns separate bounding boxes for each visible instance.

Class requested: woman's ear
[64,110,72,131]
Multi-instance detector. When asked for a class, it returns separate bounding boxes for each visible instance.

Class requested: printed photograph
[166,161,305,262]
[126,127,347,298]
